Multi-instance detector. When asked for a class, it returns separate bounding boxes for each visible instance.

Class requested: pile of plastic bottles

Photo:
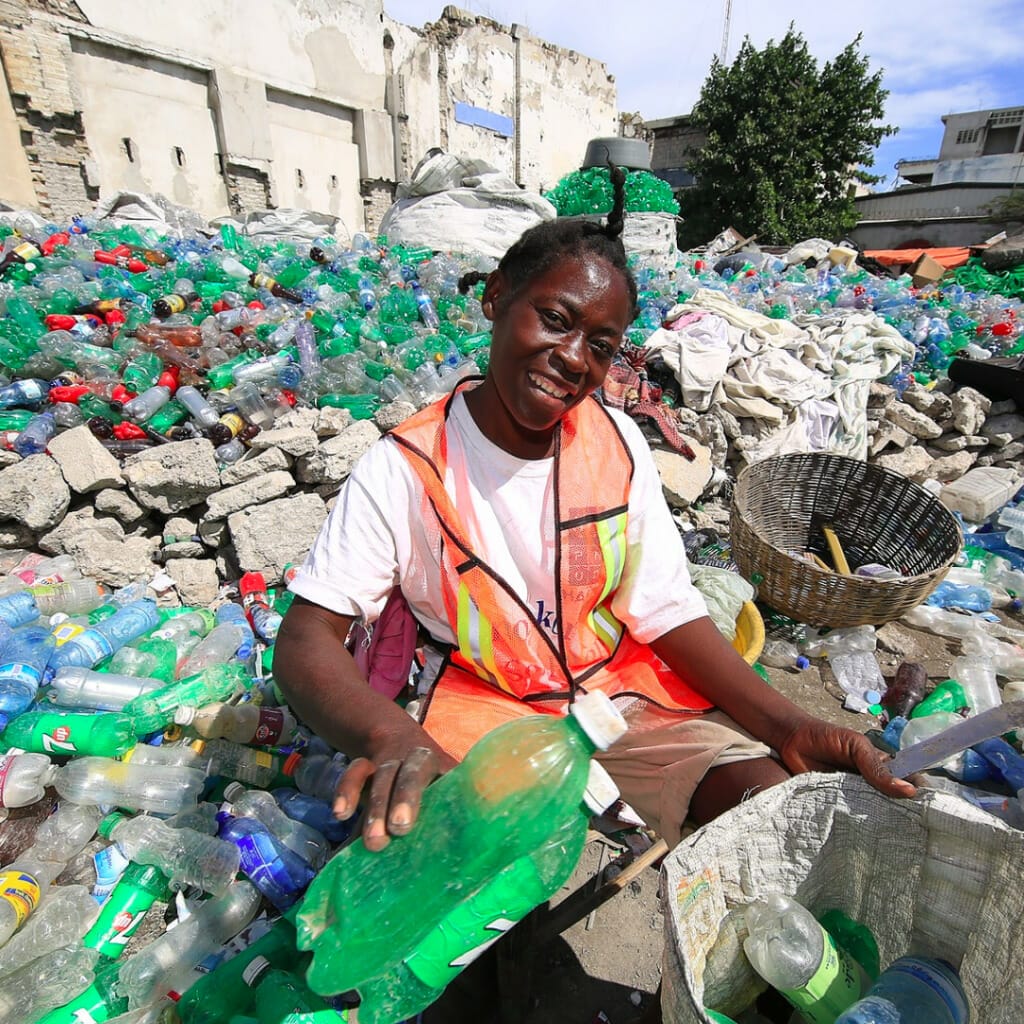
[0,220,493,463]
[542,166,680,217]
[0,551,361,1024]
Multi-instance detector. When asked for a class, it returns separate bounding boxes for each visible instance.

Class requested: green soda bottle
[176,918,304,1024]
[121,663,249,734]
[0,709,135,756]
[33,959,126,1024]
[250,965,343,1024]
[82,862,170,960]
[207,351,260,390]
[103,636,179,683]
[296,692,626,1013]
[0,409,34,431]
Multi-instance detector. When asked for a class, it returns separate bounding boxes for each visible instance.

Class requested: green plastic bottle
[33,959,126,1024]
[250,966,341,1024]
[102,636,179,683]
[295,692,626,1017]
[82,862,170,960]
[909,680,969,719]
[176,919,304,1024]
[0,709,135,756]
[121,663,250,734]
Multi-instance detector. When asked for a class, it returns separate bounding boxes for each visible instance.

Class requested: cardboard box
[907,253,946,288]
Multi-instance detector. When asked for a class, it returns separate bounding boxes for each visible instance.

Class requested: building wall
[0,0,618,234]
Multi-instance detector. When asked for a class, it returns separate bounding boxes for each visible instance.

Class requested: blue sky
[384,0,1024,191]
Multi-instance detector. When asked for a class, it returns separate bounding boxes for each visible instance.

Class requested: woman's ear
[481,271,504,322]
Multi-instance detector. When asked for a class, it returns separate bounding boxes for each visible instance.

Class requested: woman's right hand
[333,734,458,852]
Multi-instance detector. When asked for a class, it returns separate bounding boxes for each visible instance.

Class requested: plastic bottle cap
[242,955,272,988]
[582,760,620,814]
[568,691,628,751]
[282,751,303,777]
[865,689,882,705]
[173,706,197,726]
[98,812,127,839]
[223,781,245,802]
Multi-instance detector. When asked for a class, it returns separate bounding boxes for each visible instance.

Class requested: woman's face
[468,255,632,459]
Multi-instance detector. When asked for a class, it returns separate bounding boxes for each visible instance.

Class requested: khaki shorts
[595,703,774,848]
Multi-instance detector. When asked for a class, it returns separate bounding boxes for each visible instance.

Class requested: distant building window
[989,108,1024,127]
[173,147,186,169]
[122,137,135,162]
[329,175,338,190]
[955,128,980,145]
[296,168,305,189]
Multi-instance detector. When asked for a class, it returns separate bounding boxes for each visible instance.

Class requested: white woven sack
[661,773,1024,1024]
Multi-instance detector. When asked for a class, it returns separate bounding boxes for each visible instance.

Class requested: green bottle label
[405,856,545,991]
[780,924,865,1024]
[83,864,167,959]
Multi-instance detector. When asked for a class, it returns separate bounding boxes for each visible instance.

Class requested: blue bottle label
[0,663,41,689]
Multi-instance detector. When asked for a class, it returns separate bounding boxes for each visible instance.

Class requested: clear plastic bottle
[0,802,103,947]
[115,881,261,1010]
[54,757,206,815]
[223,782,329,868]
[296,691,626,1007]
[98,811,240,895]
[0,625,56,728]
[175,701,296,747]
[49,667,165,712]
[0,944,99,1023]
[105,636,179,684]
[47,600,160,672]
[743,894,867,1024]
[120,663,249,734]
[12,409,57,455]
[834,956,969,1023]
[949,655,1001,713]
[177,610,252,678]
[122,385,171,423]
[829,651,886,713]
[281,751,349,803]
[216,812,315,910]
[238,572,283,642]
[0,884,99,978]
[199,738,283,786]
[758,639,810,670]
[29,580,106,617]
[174,385,219,428]
[0,752,57,809]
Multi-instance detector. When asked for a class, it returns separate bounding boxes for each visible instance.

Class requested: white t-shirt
[290,392,708,650]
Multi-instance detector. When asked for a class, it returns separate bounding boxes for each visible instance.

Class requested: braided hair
[458,160,637,320]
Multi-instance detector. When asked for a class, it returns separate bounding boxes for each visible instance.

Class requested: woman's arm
[274,596,457,850]
[650,616,916,798]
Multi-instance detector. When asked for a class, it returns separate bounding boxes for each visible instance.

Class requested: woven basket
[730,453,962,628]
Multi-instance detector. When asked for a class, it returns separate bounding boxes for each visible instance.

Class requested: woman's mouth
[527,371,573,401]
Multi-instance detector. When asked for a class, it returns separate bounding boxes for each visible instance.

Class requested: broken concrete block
[227,492,327,583]
[47,425,124,494]
[951,387,991,436]
[94,488,148,528]
[122,439,221,513]
[886,402,943,440]
[930,450,978,482]
[373,401,416,432]
[219,447,291,487]
[166,558,220,606]
[981,413,1024,447]
[314,407,353,437]
[204,471,296,521]
[63,526,158,587]
[874,447,935,483]
[0,455,71,531]
[247,427,318,458]
[296,421,380,485]
[652,442,714,509]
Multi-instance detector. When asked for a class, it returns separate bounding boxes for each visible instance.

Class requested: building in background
[0,1,617,233]
[852,104,1024,250]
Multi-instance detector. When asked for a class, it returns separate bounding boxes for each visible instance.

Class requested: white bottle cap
[222,781,244,803]
[569,691,628,751]
[582,761,620,814]
[173,706,197,726]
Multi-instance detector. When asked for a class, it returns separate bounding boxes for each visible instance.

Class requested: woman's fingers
[387,746,440,835]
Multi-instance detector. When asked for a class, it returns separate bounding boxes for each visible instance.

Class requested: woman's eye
[590,338,616,358]
[541,309,565,329]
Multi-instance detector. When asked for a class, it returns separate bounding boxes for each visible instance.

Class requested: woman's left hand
[778,718,918,799]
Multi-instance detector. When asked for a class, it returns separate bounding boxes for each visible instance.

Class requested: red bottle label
[252,707,286,746]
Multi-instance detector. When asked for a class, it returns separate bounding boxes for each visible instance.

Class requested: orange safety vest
[389,382,713,761]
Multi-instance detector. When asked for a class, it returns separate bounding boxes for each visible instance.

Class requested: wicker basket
[730,453,962,628]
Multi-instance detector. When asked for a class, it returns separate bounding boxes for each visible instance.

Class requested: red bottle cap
[44,314,76,331]
[282,751,302,777]
[111,244,131,257]
[110,384,134,404]
[157,368,179,392]
[41,232,70,256]
[105,309,127,326]
[238,571,269,600]
[247,300,265,310]
[212,299,229,314]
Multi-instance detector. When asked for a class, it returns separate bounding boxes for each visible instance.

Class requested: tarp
[865,247,972,270]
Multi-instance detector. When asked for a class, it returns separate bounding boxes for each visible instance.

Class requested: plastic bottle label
[0,870,40,927]
[780,925,864,1024]
[0,754,14,806]
[52,622,86,647]
[70,632,115,665]
[0,662,39,688]
[253,708,287,746]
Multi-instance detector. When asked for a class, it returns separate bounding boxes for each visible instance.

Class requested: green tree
[678,27,893,248]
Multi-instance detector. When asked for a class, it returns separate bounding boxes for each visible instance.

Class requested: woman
[274,166,914,854]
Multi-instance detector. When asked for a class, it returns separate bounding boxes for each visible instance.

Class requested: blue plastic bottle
[924,582,992,613]
[272,787,353,844]
[216,812,315,910]
[0,591,40,628]
[215,602,255,661]
[834,956,969,1023]
[0,626,56,728]
[47,599,160,672]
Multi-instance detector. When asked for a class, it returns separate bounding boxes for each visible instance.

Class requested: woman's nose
[552,333,586,375]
